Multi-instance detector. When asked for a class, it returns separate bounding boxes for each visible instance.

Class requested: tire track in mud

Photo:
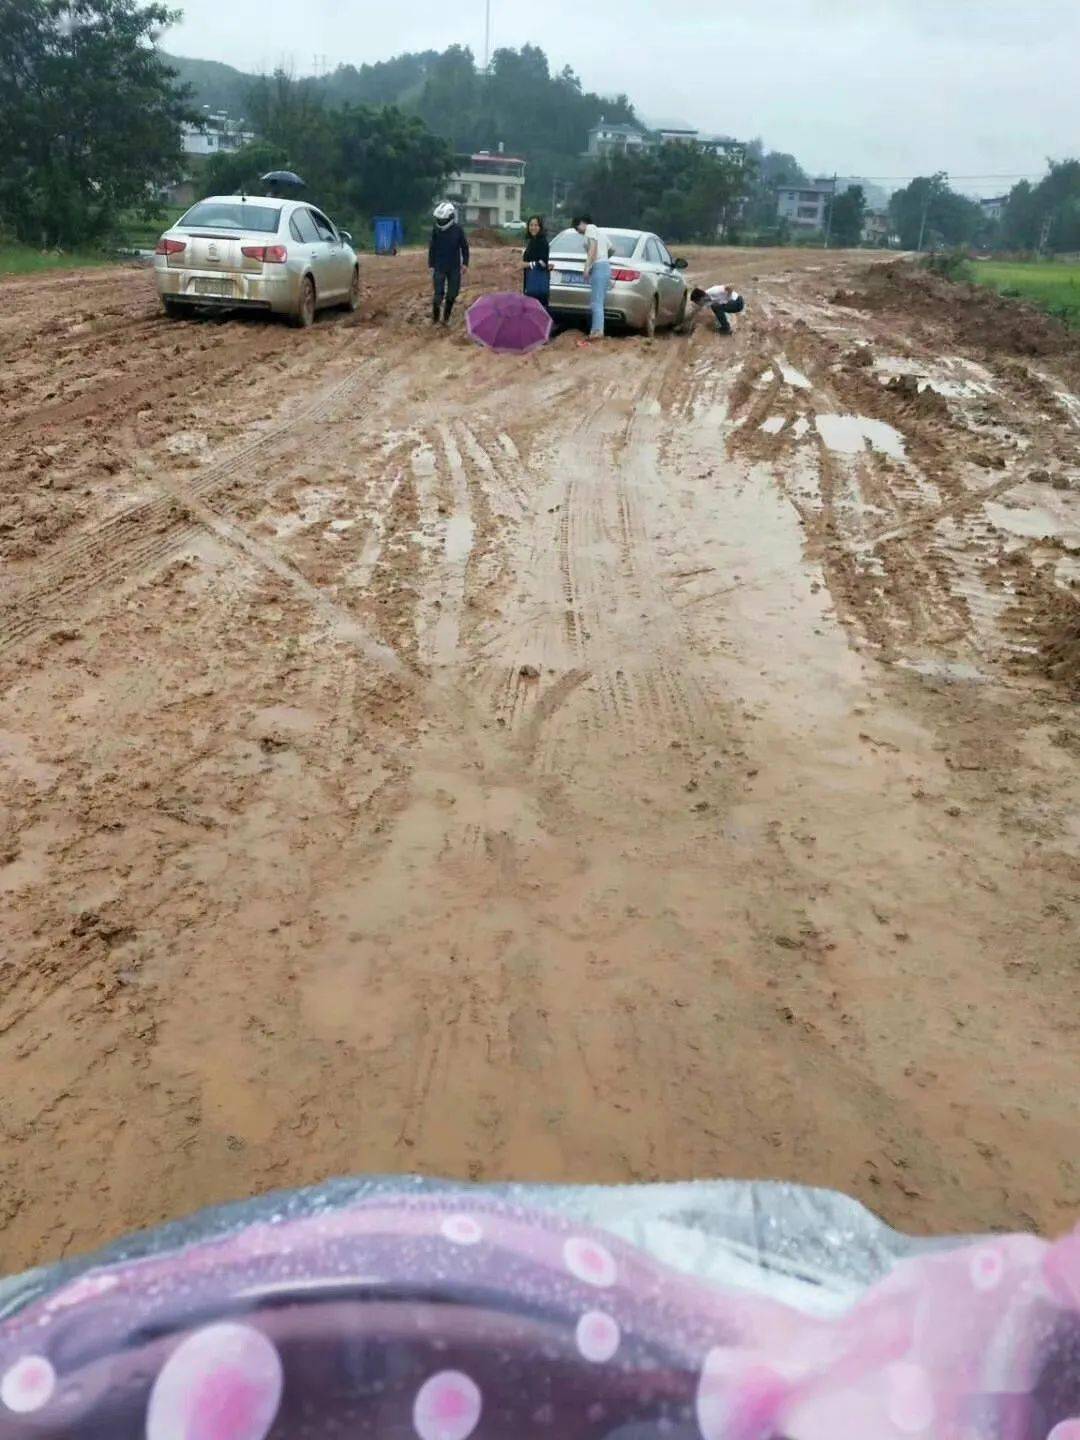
[725,302,1079,674]
[0,360,386,656]
[0,325,286,437]
[460,369,717,765]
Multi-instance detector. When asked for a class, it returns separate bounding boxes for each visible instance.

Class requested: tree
[1001,160,1080,254]
[203,140,288,197]
[575,144,748,243]
[741,140,809,234]
[333,105,452,223]
[826,184,866,247]
[888,173,981,250]
[414,45,480,151]
[0,0,194,246]
[220,74,451,237]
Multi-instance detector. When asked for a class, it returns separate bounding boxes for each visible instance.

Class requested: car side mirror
[673,257,689,270]
[340,230,352,244]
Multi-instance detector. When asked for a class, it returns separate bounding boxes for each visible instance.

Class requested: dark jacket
[522,234,550,269]
[428,223,470,272]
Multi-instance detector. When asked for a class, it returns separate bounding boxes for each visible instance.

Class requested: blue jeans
[589,260,611,336]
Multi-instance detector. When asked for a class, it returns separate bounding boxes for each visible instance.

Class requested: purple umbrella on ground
[466,291,552,354]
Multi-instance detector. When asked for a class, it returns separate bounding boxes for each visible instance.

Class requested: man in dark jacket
[428,202,470,326]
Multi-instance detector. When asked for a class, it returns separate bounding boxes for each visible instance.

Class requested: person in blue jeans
[573,214,612,340]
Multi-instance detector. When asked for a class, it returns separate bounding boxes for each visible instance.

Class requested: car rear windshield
[177,202,282,233]
[551,228,639,258]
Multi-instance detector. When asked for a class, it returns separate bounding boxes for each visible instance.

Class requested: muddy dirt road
[1,247,1077,1269]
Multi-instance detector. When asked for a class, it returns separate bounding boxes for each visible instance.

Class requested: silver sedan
[547,228,689,335]
[154,195,360,327]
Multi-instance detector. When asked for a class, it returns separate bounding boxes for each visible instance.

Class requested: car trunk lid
[172,232,250,272]
[550,255,588,286]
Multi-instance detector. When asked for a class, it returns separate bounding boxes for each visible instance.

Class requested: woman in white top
[573,214,613,340]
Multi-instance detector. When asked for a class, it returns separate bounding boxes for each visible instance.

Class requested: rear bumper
[154,262,300,314]
[548,283,651,330]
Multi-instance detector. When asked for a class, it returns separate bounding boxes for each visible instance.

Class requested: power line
[834,172,1046,182]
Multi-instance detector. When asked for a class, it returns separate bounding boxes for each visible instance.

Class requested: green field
[0,245,118,276]
[0,207,187,275]
[970,259,1080,329]
[112,206,187,251]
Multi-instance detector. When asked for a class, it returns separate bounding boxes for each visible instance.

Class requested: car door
[309,209,349,299]
[641,237,671,319]
[651,237,685,322]
[290,207,324,295]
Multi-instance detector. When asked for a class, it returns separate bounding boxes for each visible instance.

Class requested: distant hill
[161,45,639,212]
[163,53,254,117]
[162,44,813,220]
[162,50,442,120]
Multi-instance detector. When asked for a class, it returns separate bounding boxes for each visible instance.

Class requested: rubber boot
[431,298,440,325]
[442,299,454,326]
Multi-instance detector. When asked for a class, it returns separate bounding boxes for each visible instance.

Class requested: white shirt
[583,224,612,269]
[702,284,739,305]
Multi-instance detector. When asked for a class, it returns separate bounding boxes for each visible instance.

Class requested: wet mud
[1,247,1078,1269]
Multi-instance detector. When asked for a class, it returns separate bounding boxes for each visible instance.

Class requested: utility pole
[822,173,838,248]
[1037,212,1052,257]
[483,0,492,70]
[916,182,932,253]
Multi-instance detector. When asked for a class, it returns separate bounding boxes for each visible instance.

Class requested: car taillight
[612,268,640,282]
[155,238,186,255]
[241,245,288,263]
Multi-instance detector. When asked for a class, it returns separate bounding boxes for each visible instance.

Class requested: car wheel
[162,298,185,320]
[644,296,659,339]
[291,275,316,329]
[673,294,688,332]
[344,267,361,312]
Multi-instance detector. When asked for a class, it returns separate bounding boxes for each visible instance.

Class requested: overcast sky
[164,0,1080,190]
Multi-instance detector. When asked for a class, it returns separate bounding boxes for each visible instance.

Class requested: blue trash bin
[373,217,404,256]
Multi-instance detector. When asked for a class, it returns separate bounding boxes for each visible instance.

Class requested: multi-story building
[776,179,837,232]
[979,195,1007,223]
[181,110,255,158]
[585,121,651,158]
[862,210,892,246]
[444,151,526,227]
[698,134,747,163]
[656,125,699,146]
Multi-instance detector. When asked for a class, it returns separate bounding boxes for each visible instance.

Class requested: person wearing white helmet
[428,202,470,326]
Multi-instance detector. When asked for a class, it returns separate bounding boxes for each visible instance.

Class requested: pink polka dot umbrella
[465,292,552,355]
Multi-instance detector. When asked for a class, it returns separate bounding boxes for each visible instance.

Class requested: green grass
[0,206,187,274]
[970,259,1080,329]
[0,245,119,276]
[112,206,187,251]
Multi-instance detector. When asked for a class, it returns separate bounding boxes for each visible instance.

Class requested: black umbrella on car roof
[260,170,306,194]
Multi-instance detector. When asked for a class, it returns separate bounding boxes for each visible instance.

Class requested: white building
[699,134,747,163]
[979,195,1007,223]
[776,178,837,232]
[585,121,651,158]
[182,110,255,158]
[656,125,699,145]
[862,210,892,246]
[445,151,525,227]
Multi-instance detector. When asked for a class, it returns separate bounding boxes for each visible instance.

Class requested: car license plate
[558,271,587,286]
[192,277,233,296]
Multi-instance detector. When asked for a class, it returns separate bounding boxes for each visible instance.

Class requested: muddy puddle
[815,413,907,459]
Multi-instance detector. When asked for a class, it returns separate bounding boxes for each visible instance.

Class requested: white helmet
[433,201,456,228]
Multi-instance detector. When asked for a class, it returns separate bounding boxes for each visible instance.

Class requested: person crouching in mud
[685,283,745,335]
[428,202,470,327]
